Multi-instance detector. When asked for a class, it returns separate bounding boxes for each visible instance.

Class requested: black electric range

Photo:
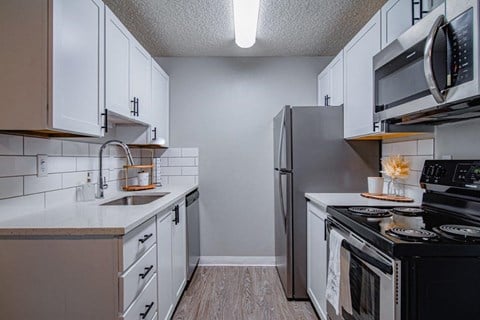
[325,160,480,320]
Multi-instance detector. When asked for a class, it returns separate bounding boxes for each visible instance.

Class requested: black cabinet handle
[139,265,154,279]
[173,205,179,225]
[138,233,153,243]
[136,97,140,117]
[101,109,108,133]
[140,302,154,319]
[131,97,137,116]
[152,127,157,140]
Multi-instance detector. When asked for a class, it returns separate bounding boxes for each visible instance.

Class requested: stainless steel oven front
[373,0,480,125]
[326,219,401,320]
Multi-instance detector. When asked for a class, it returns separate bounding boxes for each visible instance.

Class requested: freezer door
[273,106,292,172]
[274,168,293,298]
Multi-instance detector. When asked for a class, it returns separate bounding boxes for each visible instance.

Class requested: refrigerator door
[273,106,293,298]
[290,106,379,299]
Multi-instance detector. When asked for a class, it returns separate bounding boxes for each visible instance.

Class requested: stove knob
[434,166,446,178]
[426,165,435,177]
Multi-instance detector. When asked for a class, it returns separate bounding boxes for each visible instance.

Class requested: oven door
[326,220,399,320]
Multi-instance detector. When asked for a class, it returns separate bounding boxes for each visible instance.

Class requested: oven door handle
[424,14,447,104]
[341,241,393,275]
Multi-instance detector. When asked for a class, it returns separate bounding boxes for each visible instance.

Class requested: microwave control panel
[447,8,474,88]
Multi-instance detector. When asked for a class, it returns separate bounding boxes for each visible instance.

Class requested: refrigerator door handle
[277,108,286,171]
[278,171,288,234]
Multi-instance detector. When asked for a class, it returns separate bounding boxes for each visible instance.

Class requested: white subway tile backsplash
[24,174,62,195]
[76,157,99,171]
[0,134,23,155]
[0,156,36,177]
[384,141,417,156]
[169,157,195,166]
[48,157,76,173]
[62,141,89,157]
[160,167,182,176]
[62,171,88,188]
[406,155,433,171]
[0,177,23,199]
[182,148,199,157]
[169,176,196,185]
[163,148,181,157]
[45,188,77,209]
[89,143,107,157]
[182,167,198,176]
[24,137,62,156]
[417,139,434,156]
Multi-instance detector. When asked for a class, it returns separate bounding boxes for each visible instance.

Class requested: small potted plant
[381,155,410,196]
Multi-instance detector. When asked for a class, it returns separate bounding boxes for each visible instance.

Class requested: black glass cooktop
[327,205,480,258]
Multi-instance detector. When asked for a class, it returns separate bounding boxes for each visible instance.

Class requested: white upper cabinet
[317,50,343,107]
[381,0,413,49]
[105,6,152,125]
[343,12,381,139]
[105,7,132,119]
[130,39,152,123]
[317,69,331,106]
[0,0,104,136]
[151,60,170,146]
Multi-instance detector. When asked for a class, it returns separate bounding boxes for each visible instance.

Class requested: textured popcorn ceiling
[103,0,386,57]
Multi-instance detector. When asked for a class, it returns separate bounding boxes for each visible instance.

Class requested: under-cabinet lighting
[233,0,260,48]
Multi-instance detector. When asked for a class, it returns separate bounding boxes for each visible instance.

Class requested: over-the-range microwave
[373,0,480,130]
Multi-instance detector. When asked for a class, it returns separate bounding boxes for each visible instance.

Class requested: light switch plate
[37,154,48,177]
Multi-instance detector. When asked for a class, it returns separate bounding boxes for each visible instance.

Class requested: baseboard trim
[199,256,276,266]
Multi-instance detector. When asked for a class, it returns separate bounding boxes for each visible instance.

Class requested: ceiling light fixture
[233,0,260,48]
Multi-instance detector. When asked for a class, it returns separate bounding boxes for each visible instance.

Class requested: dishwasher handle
[186,189,199,207]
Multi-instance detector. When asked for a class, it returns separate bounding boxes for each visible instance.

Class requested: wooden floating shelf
[360,192,414,203]
[123,184,156,191]
[123,164,154,169]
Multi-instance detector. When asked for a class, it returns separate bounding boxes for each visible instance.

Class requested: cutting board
[360,192,414,203]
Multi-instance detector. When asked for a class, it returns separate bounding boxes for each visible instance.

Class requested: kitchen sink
[100,193,170,206]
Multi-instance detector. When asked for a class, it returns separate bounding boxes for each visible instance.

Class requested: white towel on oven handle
[326,229,352,316]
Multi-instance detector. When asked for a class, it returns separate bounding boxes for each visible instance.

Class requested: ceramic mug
[368,177,384,195]
[138,171,150,186]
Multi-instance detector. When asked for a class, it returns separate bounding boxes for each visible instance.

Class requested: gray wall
[156,57,331,257]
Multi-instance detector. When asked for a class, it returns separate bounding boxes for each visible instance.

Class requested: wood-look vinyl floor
[173,266,319,320]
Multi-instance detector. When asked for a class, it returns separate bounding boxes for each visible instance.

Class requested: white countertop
[305,193,421,211]
[0,184,198,237]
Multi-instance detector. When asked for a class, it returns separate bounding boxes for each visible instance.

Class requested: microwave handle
[424,14,446,104]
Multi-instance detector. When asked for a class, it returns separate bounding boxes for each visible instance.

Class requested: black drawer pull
[138,233,153,243]
[140,302,154,319]
[139,265,154,279]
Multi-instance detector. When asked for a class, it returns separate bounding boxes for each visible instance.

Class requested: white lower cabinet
[307,202,328,320]
[157,200,187,320]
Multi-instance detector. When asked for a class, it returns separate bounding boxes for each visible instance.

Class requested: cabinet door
[307,203,328,320]
[105,7,132,118]
[130,39,151,123]
[171,201,187,304]
[50,0,103,136]
[343,12,381,138]
[329,50,344,106]
[151,60,170,146]
[157,212,174,320]
[317,70,331,106]
[381,0,413,48]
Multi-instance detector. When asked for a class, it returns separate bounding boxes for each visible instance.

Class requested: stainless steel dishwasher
[186,189,200,282]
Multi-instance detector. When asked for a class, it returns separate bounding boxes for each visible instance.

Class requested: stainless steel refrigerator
[273,106,379,300]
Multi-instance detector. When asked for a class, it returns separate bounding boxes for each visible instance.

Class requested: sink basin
[101,193,170,206]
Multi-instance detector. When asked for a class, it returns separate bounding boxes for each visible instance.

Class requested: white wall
[156,57,331,258]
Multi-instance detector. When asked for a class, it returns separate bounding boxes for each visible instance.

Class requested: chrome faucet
[97,140,135,199]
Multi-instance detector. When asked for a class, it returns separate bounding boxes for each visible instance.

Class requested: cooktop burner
[387,227,438,242]
[348,207,392,218]
[392,207,425,216]
[438,225,480,240]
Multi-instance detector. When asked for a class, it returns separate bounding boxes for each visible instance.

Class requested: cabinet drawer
[121,274,157,320]
[123,218,156,270]
[120,244,158,312]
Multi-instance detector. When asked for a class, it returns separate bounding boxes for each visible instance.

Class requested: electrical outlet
[37,155,48,177]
